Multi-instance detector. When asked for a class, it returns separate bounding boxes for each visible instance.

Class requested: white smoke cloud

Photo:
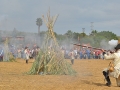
[108,39,118,50]
[0,15,8,27]
[100,39,109,50]
[108,39,118,46]
[100,39,118,50]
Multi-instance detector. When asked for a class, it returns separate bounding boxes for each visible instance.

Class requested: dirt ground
[0,59,120,90]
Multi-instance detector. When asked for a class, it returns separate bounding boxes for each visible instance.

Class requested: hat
[114,44,120,50]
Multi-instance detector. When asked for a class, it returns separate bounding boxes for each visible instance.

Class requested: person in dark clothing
[0,47,4,61]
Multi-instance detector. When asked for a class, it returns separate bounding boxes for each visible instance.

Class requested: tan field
[0,59,120,90]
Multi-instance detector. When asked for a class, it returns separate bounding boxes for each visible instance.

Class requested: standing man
[24,47,29,64]
[0,47,4,61]
[74,48,78,59]
[86,48,91,59]
[69,49,75,65]
[79,49,83,59]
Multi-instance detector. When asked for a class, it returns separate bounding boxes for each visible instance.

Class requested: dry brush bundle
[27,10,76,75]
[3,38,16,62]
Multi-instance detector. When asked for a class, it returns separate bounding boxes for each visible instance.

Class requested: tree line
[0,17,119,49]
[36,17,119,48]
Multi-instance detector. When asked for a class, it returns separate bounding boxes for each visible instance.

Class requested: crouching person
[102,44,120,87]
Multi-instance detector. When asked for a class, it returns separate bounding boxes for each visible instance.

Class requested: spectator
[24,47,29,64]
[69,49,75,65]
[79,49,83,59]
[0,47,4,61]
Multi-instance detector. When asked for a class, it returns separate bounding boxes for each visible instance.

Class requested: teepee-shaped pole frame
[27,9,76,75]
[42,9,59,47]
[42,9,59,74]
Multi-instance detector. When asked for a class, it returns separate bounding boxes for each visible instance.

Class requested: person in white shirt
[24,47,29,64]
[69,49,75,65]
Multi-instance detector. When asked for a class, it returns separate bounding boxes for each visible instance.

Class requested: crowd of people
[0,44,40,63]
[0,44,114,64]
[63,47,106,60]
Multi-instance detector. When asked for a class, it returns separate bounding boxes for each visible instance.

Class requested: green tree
[92,35,106,47]
[90,30,98,35]
[117,36,120,40]
[65,30,73,39]
[54,33,66,45]
[36,18,43,34]
[80,32,86,38]
[96,31,118,40]
[73,32,80,40]
[64,30,74,44]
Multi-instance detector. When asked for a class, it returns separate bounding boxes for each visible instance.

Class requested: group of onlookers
[0,44,113,64]
[63,47,109,60]
[0,44,40,63]
[62,47,115,65]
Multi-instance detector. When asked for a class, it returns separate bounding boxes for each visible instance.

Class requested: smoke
[100,39,109,49]
[100,39,118,50]
[0,29,45,50]
[108,39,118,46]
[0,15,8,28]
[108,39,118,50]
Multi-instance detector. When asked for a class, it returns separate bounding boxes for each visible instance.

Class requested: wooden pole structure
[27,9,76,75]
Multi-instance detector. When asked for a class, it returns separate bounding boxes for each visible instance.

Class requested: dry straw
[3,38,16,62]
[27,9,76,75]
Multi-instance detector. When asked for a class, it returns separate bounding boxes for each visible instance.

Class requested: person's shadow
[81,80,105,86]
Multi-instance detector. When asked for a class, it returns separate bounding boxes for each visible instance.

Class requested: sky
[0,0,120,36]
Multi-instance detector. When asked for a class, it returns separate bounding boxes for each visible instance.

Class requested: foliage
[9,52,16,62]
[92,35,107,47]
[54,33,66,45]
[3,38,16,62]
[96,31,118,40]
[90,30,98,35]
[36,18,43,34]
[118,36,120,40]
[80,34,111,48]
[36,18,43,27]
[65,30,73,39]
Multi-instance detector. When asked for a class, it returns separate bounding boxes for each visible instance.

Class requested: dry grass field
[0,59,120,90]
